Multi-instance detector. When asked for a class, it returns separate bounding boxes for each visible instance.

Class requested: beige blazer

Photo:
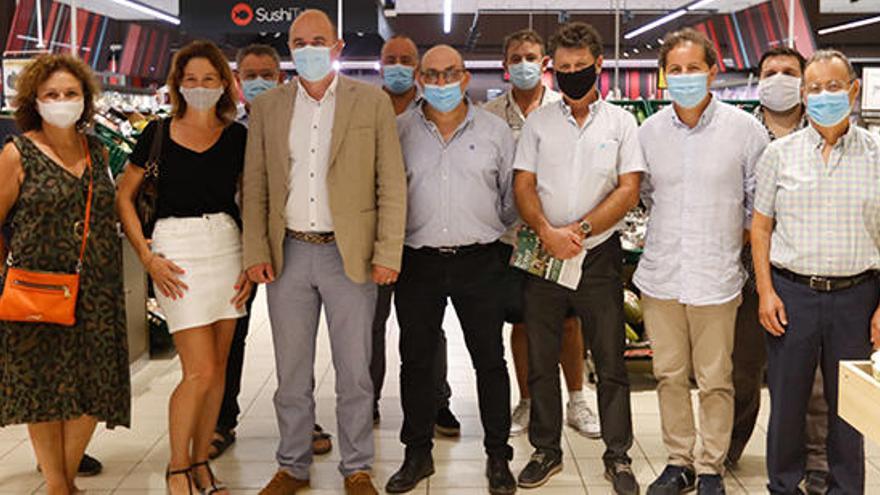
[242,75,407,284]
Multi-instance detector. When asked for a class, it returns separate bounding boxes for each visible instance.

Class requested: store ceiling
[392,0,768,14]
[54,0,178,20]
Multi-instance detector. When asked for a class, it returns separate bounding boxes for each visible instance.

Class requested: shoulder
[250,83,292,113]
[473,107,513,138]
[718,101,764,132]
[0,140,23,178]
[600,100,638,126]
[227,121,248,138]
[342,76,387,102]
[396,107,420,131]
[482,93,507,115]
[639,107,670,135]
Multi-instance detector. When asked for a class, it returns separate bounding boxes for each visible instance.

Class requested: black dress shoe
[647,465,696,495]
[434,407,461,437]
[38,453,103,477]
[385,454,434,493]
[804,470,828,495]
[517,450,562,489]
[697,474,725,495]
[487,456,516,494]
[605,460,640,495]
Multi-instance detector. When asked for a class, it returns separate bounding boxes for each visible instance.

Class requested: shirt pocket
[593,138,620,179]
[778,166,817,192]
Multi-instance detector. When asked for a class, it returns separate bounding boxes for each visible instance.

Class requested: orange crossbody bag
[0,138,94,327]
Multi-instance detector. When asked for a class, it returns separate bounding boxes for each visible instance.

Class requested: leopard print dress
[0,135,130,428]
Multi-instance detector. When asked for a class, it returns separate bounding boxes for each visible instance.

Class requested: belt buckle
[809,276,832,292]
[438,247,458,256]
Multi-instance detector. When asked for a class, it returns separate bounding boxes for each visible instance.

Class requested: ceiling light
[107,0,179,25]
[633,48,640,54]
[443,0,452,34]
[817,15,880,35]
[624,9,687,40]
[657,38,664,44]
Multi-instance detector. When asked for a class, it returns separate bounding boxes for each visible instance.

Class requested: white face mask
[180,87,224,111]
[37,99,84,129]
[758,74,802,112]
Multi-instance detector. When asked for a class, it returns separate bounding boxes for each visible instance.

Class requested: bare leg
[61,415,98,493]
[28,421,69,495]
[511,323,530,399]
[191,319,236,494]
[168,325,219,495]
[559,317,586,393]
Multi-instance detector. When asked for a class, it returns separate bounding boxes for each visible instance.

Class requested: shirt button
[311,149,316,154]
[311,222,316,227]
[310,173,315,178]
[310,198,315,202]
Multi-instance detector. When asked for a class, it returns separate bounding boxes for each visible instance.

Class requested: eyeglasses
[420,68,465,84]
[805,79,853,94]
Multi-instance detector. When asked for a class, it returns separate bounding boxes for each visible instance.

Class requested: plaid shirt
[754,123,880,277]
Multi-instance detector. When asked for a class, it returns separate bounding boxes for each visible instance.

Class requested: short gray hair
[806,49,856,80]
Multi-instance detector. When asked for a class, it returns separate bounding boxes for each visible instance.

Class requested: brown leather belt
[772,267,878,292]
[286,230,335,244]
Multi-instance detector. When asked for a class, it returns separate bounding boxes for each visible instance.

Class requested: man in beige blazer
[243,10,406,495]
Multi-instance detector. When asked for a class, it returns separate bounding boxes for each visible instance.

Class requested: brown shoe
[344,471,378,495]
[259,470,309,495]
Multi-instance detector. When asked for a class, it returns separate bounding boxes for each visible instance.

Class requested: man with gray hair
[752,49,880,495]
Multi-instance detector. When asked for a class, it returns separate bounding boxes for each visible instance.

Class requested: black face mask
[555,64,597,101]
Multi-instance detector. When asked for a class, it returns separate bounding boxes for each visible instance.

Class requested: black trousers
[395,243,512,459]
[523,234,633,464]
[370,284,452,412]
[216,289,258,433]
[766,271,878,495]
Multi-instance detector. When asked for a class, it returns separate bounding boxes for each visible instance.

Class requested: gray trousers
[267,238,377,479]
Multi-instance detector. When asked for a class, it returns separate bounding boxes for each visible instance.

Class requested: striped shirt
[754,124,880,276]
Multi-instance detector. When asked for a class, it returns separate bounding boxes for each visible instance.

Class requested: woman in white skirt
[116,40,252,495]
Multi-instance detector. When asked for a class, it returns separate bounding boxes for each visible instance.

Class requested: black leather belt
[772,267,878,292]
[286,230,335,244]
[413,243,492,257]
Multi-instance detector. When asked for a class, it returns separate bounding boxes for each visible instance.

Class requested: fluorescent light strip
[107,0,180,25]
[817,15,880,36]
[443,0,452,34]
[624,9,687,39]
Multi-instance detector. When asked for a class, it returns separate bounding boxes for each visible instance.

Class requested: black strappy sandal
[208,429,236,460]
[165,466,196,495]
[191,460,228,495]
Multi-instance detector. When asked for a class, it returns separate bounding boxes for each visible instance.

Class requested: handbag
[0,138,94,326]
[135,118,165,238]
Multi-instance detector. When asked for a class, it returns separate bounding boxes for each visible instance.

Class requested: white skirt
[151,213,247,333]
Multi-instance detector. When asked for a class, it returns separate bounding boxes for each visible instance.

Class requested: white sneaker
[510,400,530,437]
[567,400,601,438]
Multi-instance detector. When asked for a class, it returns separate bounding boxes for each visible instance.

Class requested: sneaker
[517,450,562,489]
[804,470,828,495]
[486,456,517,495]
[434,407,461,437]
[510,400,530,437]
[604,461,640,495]
[646,465,696,495]
[697,474,725,495]
[567,400,601,439]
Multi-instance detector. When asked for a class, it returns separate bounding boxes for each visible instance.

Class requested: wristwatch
[578,219,593,238]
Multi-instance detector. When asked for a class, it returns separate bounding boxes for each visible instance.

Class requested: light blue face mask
[666,72,710,109]
[423,81,463,113]
[383,64,415,94]
[508,61,543,90]
[241,77,277,102]
[293,46,333,82]
[806,90,852,128]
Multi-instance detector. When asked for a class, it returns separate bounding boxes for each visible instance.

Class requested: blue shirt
[397,101,516,248]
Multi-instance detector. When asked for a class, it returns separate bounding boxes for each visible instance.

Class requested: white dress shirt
[513,98,647,250]
[285,76,338,232]
[633,98,769,306]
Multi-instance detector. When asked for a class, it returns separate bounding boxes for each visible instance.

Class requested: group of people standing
[1,6,878,495]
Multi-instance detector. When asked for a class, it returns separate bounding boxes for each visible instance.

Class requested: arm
[751,144,786,336]
[580,172,641,236]
[497,127,516,228]
[372,92,408,281]
[742,120,770,235]
[0,143,24,267]
[241,97,275,283]
[514,170,581,259]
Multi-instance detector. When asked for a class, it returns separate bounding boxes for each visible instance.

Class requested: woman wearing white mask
[0,54,130,495]
[117,40,252,495]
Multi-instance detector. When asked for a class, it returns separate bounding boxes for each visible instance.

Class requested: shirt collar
[558,95,603,128]
[805,120,856,151]
[296,73,338,104]
[505,85,552,120]
[416,98,477,140]
[670,95,717,130]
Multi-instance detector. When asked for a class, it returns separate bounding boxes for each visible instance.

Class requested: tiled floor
[2,287,879,494]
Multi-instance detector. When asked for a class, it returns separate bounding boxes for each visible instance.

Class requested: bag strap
[145,118,165,176]
[76,137,95,273]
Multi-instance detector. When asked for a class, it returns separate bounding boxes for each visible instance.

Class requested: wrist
[140,252,155,267]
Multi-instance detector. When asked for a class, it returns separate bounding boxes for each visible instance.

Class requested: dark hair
[167,40,238,125]
[548,22,603,59]
[659,28,718,69]
[758,46,806,74]
[235,43,281,69]
[13,53,100,132]
[503,29,545,58]
[806,49,856,80]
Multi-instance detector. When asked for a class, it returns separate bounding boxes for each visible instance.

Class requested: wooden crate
[839,360,880,444]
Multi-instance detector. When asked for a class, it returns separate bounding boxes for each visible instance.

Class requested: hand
[372,265,399,286]
[539,225,583,260]
[871,305,880,350]
[758,290,788,336]
[230,271,254,310]
[247,263,275,284]
[146,254,188,300]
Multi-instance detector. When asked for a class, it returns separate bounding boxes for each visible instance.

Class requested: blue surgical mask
[806,90,852,128]
[508,61,543,90]
[666,72,709,109]
[293,46,334,82]
[383,64,415,94]
[241,77,277,102]
[423,82,463,113]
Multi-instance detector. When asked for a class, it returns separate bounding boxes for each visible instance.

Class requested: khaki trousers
[642,294,741,475]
